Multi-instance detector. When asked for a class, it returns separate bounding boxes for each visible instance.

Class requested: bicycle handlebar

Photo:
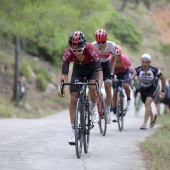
[60,79,99,95]
[114,78,133,89]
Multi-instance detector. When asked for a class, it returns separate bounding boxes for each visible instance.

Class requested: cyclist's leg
[112,85,118,122]
[122,70,132,110]
[104,80,112,109]
[140,87,157,129]
[87,69,99,123]
[68,74,82,144]
[104,80,112,123]
[102,61,112,110]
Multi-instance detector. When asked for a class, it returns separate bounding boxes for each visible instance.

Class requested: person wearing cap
[131,53,166,130]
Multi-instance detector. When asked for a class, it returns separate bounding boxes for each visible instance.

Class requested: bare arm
[130,71,137,80]
[96,70,103,95]
[159,74,166,99]
[110,56,117,73]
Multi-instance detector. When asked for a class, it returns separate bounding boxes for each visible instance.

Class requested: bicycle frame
[114,79,131,132]
[60,78,99,158]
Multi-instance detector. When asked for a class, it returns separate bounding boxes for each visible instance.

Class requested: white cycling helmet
[141,54,151,61]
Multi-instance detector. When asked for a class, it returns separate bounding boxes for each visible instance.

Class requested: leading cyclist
[58,31,103,145]
[111,45,134,122]
[92,29,117,123]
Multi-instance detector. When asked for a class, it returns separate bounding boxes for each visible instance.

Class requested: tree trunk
[12,36,19,101]
[120,0,128,12]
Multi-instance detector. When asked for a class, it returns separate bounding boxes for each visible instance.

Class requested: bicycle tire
[98,97,107,136]
[117,91,124,132]
[84,98,91,153]
[74,98,83,158]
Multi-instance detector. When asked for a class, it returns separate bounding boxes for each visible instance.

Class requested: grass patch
[141,115,170,170]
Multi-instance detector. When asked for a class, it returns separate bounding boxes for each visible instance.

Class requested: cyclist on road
[111,45,134,122]
[92,29,117,123]
[131,54,166,130]
[58,31,103,144]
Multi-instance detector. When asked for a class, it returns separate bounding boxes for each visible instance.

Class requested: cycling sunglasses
[70,47,85,53]
[97,41,106,44]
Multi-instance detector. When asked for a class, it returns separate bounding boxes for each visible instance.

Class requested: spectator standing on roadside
[131,54,166,130]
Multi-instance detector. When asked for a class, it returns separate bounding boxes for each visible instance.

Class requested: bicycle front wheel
[98,97,107,136]
[74,98,83,158]
[117,92,124,132]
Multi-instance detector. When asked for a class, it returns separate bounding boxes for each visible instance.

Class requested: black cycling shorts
[101,60,111,81]
[70,61,97,93]
[140,85,157,103]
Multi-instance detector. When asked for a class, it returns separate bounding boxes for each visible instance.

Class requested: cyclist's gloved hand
[111,73,117,82]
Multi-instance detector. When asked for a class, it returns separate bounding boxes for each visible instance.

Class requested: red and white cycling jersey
[91,41,117,62]
[114,54,134,74]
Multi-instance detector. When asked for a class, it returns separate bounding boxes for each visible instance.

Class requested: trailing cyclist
[92,29,117,124]
[58,31,103,145]
[111,45,134,122]
[131,54,166,130]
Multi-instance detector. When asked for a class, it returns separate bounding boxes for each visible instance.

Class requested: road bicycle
[114,79,133,132]
[60,78,99,158]
[97,94,107,136]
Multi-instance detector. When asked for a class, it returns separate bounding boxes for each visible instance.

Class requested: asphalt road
[0,104,160,170]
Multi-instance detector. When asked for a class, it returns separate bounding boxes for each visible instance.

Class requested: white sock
[71,124,74,132]
[89,100,97,109]
[106,105,111,110]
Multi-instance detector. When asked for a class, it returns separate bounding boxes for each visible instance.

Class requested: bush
[36,73,48,91]
[160,43,170,54]
[105,12,142,51]
[37,67,52,82]
[19,62,31,80]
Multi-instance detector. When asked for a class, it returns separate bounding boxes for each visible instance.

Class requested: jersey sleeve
[122,54,134,73]
[156,69,162,77]
[61,48,71,74]
[135,66,142,76]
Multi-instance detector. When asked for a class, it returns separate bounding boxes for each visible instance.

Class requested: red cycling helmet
[68,31,86,48]
[94,29,107,42]
[115,45,122,55]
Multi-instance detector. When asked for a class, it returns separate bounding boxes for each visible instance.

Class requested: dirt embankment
[151,5,170,43]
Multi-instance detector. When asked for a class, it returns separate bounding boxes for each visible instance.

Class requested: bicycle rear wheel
[74,98,83,158]
[117,92,124,132]
[98,97,107,136]
[84,99,91,153]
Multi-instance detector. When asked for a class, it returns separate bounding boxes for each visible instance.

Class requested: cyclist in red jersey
[92,29,117,123]
[111,45,134,122]
[58,31,103,145]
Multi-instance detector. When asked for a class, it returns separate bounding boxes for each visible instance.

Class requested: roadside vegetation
[141,114,170,170]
